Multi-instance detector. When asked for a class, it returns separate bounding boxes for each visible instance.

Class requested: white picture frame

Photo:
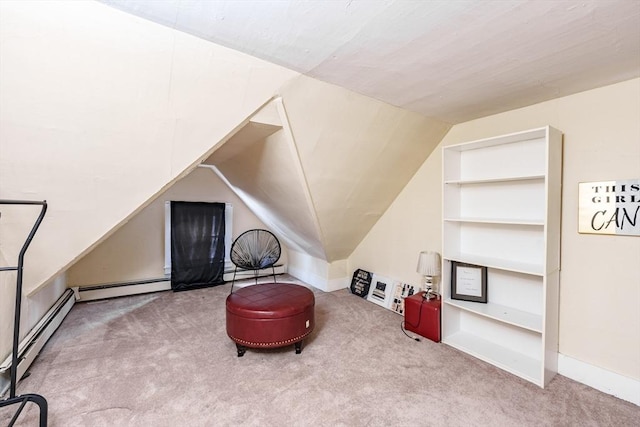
[367,275,394,308]
[390,281,421,315]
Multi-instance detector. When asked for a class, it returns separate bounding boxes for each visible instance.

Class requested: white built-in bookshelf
[441,126,562,387]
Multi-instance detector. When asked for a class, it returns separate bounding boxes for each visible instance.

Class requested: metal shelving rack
[0,200,48,426]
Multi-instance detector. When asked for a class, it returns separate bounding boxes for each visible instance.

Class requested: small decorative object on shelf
[451,261,487,303]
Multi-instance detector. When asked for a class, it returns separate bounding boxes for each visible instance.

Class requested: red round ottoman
[226,283,315,357]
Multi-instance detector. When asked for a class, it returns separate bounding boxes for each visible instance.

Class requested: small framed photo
[451,261,487,303]
[390,281,420,315]
[367,275,393,308]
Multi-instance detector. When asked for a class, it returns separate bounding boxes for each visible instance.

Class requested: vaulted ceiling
[202,77,448,262]
[101,0,640,124]
[96,0,640,265]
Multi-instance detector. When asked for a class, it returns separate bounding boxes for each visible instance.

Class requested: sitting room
[1,1,639,425]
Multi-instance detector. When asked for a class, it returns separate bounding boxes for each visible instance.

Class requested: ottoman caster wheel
[295,341,302,354]
[236,344,247,357]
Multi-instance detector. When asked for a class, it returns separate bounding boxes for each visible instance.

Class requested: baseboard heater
[0,288,75,397]
[76,277,172,302]
[76,265,286,302]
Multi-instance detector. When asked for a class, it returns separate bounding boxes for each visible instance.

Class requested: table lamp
[417,251,441,300]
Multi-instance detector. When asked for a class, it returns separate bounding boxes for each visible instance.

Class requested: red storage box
[404,293,441,342]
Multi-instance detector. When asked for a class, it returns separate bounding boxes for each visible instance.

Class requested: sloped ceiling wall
[204,102,326,260]
[1,1,450,295]
[99,0,640,125]
[205,76,451,264]
[0,1,298,293]
[280,76,450,261]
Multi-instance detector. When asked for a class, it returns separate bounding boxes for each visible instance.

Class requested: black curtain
[171,201,225,291]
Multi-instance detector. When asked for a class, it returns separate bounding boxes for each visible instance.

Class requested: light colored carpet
[2,276,638,426]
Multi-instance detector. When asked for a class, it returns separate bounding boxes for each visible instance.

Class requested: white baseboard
[287,266,348,292]
[286,265,327,291]
[558,353,640,406]
[223,265,285,282]
[1,289,75,396]
[325,276,349,292]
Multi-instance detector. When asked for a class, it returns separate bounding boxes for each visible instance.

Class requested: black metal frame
[450,261,488,303]
[229,229,281,293]
[0,199,48,427]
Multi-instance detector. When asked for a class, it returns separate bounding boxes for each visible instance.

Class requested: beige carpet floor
[2,277,638,426]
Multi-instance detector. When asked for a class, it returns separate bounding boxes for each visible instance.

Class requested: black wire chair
[230,229,281,293]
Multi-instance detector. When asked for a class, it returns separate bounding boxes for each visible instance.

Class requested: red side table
[404,292,441,342]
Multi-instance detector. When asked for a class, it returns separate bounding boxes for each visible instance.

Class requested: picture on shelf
[451,261,487,303]
[390,281,420,315]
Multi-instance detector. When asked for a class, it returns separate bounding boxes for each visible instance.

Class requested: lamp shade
[417,251,441,276]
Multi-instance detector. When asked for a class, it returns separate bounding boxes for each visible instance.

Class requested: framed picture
[390,281,420,315]
[367,275,394,308]
[349,269,373,298]
[451,261,487,303]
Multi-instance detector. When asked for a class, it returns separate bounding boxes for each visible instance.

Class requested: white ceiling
[100,0,640,123]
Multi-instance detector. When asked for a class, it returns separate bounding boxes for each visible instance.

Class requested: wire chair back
[230,229,281,292]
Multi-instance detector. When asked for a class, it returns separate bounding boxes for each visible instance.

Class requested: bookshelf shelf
[441,126,562,387]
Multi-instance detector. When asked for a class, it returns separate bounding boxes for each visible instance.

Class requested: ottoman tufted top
[226,283,315,319]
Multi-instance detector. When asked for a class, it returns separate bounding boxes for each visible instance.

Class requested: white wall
[349,78,640,382]
[0,0,298,295]
[348,144,443,289]
[67,167,283,287]
[0,0,297,368]
[0,265,66,368]
[0,204,66,362]
[280,76,450,261]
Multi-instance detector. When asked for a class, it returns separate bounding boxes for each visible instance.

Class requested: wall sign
[578,179,639,236]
